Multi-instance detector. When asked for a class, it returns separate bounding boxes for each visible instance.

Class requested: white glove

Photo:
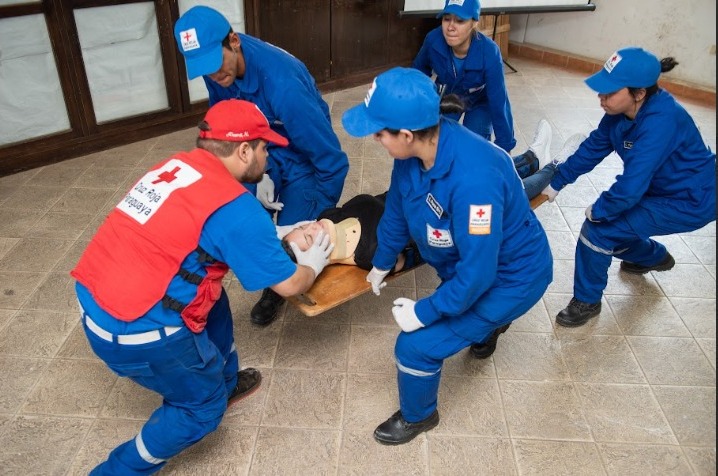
[585,204,599,222]
[276,220,316,239]
[257,174,284,211]
[541,184,559,203]
[366,267,391,296]
[289,230,334,278]
[391,298,425,333]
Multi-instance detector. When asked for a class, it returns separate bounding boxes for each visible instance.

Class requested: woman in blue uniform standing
[342,67,553,445]
[413,0,516,153]
[543,47,716,327]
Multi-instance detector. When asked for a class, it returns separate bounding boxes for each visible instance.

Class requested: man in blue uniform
[342,67,553,444]
[174,6,349,326]
[71,99,333,474]
[543,47,717,327]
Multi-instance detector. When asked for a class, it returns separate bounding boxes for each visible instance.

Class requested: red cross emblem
[183,31,192,42]
[475,208,485,218]
[152,166,181,184]
[432,229,443,238]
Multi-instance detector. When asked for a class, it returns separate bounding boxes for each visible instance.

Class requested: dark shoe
[470,323,511,359]
[250,288,284,326]
[620,252,675,275]
[556,298,601,327]
[228,368,262,407]
[374,410,440,445]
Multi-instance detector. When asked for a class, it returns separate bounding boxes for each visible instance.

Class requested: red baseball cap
[199,99,289,147]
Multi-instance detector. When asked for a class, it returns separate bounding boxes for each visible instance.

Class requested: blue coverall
[373,118,553,422]
[204,34,349,225]
[76,194,296,475]
[549,89,716,304]
[412,27,516,153]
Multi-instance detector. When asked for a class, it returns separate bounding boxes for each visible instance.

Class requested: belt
[83,314,182,345]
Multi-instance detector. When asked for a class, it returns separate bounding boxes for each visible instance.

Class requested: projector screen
[403,0,595,14]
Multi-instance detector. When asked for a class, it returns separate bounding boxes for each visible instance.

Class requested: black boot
[373,410,440,445]
[620,252,675,275]
[250,288,284,326]
[228,368,262,407]
[469,323,511,359]
[555,297,601,327]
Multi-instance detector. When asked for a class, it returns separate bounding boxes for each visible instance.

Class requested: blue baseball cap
[341,67,440,137]
[437,0,481,20]
[174,6,231,79]
[585,47,661,94]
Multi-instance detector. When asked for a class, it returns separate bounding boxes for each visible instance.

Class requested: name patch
[426,193,444,219]
[117,159,201,224]
[469,204,492,235]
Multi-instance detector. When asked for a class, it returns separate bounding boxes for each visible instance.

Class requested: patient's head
[283,221,329,253]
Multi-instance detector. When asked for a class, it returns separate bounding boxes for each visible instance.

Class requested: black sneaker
[250,288,284,326]
[556,298,601,327]
[620,252,675,275]
[228,368,262,407]
[373,410,440,445]
[469,323,511,359]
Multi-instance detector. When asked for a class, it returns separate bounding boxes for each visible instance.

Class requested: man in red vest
[71,99,333,475]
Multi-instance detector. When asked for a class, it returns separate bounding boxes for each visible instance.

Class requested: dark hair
[221,27,234,49]
[628,56,678,100]
[382,93,465,140]
[281,237,297,262]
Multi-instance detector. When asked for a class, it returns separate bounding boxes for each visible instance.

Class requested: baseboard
[508,42,716,108]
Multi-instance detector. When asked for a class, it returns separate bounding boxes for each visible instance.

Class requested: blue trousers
[394,275,551,422]
[575,197,715,303]
[84,289,238,475]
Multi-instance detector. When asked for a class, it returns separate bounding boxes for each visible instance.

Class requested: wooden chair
[286,194,548,316]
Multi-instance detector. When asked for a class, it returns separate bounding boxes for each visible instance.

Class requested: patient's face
[284,221,329,251]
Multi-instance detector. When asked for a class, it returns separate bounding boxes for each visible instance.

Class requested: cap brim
[341,104,386,137]
[584,70,623,94]
[261,129,289,147]
[185,43,224,80]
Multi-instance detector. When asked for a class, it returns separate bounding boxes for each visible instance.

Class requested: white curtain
[0,14,70,146]
[74,3,168,123]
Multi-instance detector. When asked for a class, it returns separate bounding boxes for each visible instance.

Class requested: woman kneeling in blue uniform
[342,67,554,445]
[413,0,516,153]
[543,47,717,328]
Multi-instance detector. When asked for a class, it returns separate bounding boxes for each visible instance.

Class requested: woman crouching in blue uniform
[342,67,553,445]
[542,47,717,328]
[412,0,516,154]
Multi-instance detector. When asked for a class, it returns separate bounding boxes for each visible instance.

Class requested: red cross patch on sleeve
[469,204,492,235]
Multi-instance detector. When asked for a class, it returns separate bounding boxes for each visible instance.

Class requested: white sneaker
[552,133,587,165]
[528,119,552,170]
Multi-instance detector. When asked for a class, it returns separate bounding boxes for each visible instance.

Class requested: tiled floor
[0,57,715,475]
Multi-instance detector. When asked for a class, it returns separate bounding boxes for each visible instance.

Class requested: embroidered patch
[117,159,202,225]
[604,51,622,73]
[179,28,200,52]
[623,141,634,149]
[448,0,465,5]
[427,224,454,248]
[469,204,492,235]
[426,193,444,219]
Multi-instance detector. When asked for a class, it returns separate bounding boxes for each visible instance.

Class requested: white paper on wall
[74,4,169,124]
[0,14,71,146]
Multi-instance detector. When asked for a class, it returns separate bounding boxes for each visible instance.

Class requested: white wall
[508,0,716,90]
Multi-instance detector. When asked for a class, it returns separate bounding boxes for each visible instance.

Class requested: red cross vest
[71,149,247,332]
